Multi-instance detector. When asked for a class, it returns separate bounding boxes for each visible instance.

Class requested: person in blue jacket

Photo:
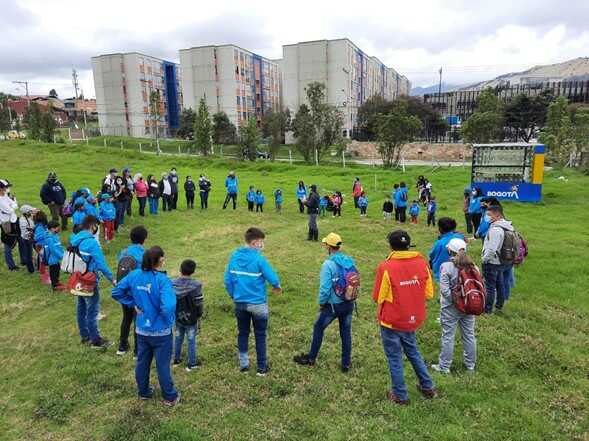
[223,171,238,210]
[429,217,466,281]
[394,182,409,223]
[33,210,49,248]
[468,187,484,235]
[72,198,87,227]
[426,196,437,227]
[293,232,356,372]
[475,197,500,240]
[391,184,400,221]
[112,246,180,406]
[319,195,328,217]
[224,227,282,376]
[274,189,283,213]
[69,215,114,349]
[246,186,256,212]
[358,192,368,217]
[296,181,307,214]
[44,220,65,291]
[99,193,116,243]
[255,190,265,213]
[409,200,421,224]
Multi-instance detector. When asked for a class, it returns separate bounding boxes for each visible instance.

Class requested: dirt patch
[348,141,472,161]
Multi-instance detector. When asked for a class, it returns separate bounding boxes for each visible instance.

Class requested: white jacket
[0,195,18,223]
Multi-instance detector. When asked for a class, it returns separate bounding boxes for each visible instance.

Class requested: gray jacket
[482,219,514,265]
[440,260,482,309]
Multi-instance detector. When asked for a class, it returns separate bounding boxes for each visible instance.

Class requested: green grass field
[0,140,588,441]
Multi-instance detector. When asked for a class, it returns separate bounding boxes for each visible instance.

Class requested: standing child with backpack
[409,200,420,224]
[255,190,265,213]
[99,194,116,243]
[45,220,66,291]
[173,259,203,372]
[246,186,256,212]
[274,189,283,213]
[332,192,343,217]
[358,192,368,217]
[426,196,437,227]
[431,238,480,374]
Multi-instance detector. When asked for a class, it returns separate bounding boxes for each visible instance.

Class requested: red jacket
[352,182,363,198]
[134,180,148,198]
[372,251,434,332]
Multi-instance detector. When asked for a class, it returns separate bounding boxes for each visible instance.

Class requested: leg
[200,192,205,209]
[49,203,60,223]
[23,240,35,273]
[308,307,336,361]
[260,204,263,213]
[459,315,477,370]
[400,207,406,223]
[400,331,434,391]
[337,303,354,368]
[49,264,60,288]
[232,194,237,210]
[483,264,499,313]
[380,327,408,401]
[77,296,89,340]
[204,192,209,208]
[153,334,178,400]
[174,324,185,362]
[223,193,230,209]
[465,213,473,234]
[87,288,101,342]
[60,206,68,230]
[501,265,513,301]
[186,325,197,366]
[126,197,132,216]
[135,334,154,398]
[438,307,460,371]
[118,304,134,352]
[250,304,269,371]
[494,266,506,310]
[235,305,251,369]
[4,243,17,270]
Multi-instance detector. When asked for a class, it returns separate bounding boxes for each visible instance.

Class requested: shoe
[9,266,20,271]
[341,365,350,373]
[293,353,315,366]
[81,337,90,345]
[162,393,181,407]
[387,391,409,406]
[256,366,270,377]
[116,348,128,356]
[139,387,154,400]
[431,364,450,374]
[90,338,113,349]
[173,359,182,366]
[465,367,475,374]
[240,366,250,373]
[185,365,197,372]
[416,384,438,399]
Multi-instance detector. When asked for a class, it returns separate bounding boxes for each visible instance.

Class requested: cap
[122,167,130,173]
[20,204,35,214]
[0,179,12,189]
[101,193,112,200]
[446,238,467,254]
[109,168,118,173]
[388,230,411,250]
[322,232,342,248]
[47,171,57,179]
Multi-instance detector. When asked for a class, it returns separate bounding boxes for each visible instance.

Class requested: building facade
[92,53,182,138]
[282,39,410,137]
[179,45,281,128]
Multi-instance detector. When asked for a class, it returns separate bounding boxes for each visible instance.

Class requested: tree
[149,90,161,140]
[40,110,56,142]
[375,101,422,168]
[176,108,196,139]
[212,111,237,145]
[239,117,260,161]
[261,110,288,160]
[194,98,212,155]
[48,89,58,98]
[291,104,315,162]
[357,95,396,140]
[461,88,504,143]
[504,91,552,142]
[538,97,573,164]
[25,102,42,140]
[0,106,10,132]
[572,108,589,155]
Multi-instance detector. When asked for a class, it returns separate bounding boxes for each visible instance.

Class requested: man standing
[394,182,408,223]
[304,184,320,241]
[123,168,135,216]
[293,232,356,372]
[352,177,363,209]
[223,171,238,210]
[40,172,67,230]
[198,174,211,210]
[169,167,179,210]
[114,172,131,230]
[372,230,437,405]
[224,227,282,376]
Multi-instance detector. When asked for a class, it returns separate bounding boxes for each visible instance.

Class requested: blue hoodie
[320,252,356,305]
[246,190,256,202]
[274,190,283,203]
[33,224,48,247]
[468,196,482,214]
[255,193,265,205]
[225,176,238,195]
[358,195,368,208]
[296,186,307,200]
[409,203,420,216]
[44,231,64,265]
[117,244,145,267]
[70,230,113,282]
[112,269,176,335]
[99,200,116,221]
[72,208,87,226]
[395,187,408,208]
[319,197,328,208]
[429,231,465,281]
[427,200,437,214]
[224,247,280,304]
[84,201,98,219]
[476,211,491,238]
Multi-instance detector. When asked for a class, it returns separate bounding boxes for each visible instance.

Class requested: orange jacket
[372,251,434,332]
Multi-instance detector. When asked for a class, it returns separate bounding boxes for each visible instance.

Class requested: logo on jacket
[399,275,420,287]
[137,283,152,293]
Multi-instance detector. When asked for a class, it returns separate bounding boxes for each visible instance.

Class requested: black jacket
[184,180,196,193]
[148,181,160,198]
[40,180,66,205]
[305,191,320,214]
[199,178,211,193]
[169,175,179,194]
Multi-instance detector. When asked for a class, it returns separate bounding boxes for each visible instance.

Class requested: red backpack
[451,265,486,315]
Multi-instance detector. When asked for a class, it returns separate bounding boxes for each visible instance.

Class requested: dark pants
[427,212,436,226]
[136,333,178,401]
[162,194,171,211]
[353,196,359,208]
[137,197,147,216]
[235,303,268,371]
[256,203,263,212]
[49,264,60,287]
[171,192,178,210]
[464,213,473,234]
[394,206,400,221]
[19,238,35,273]
[115,200,128,228]
[298,199,305,213]
[308,302,354,368]
[308,213,318,241]
[248,201,254,212]
[396,206,407,223]
[333,206,341,217]
[223,193,237,210]
[360,206,367,215]
[471,213,482,234]
[483,263,506,313]
[186,191,195,208]
[126,196,133,216]
[118,304,137,354]
[49,203,67,230]
[199,191,209,209]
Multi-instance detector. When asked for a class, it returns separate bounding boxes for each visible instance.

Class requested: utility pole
[72,69,80,99]
[438,67,443,105]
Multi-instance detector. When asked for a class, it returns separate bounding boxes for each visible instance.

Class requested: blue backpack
[332,263,361,301]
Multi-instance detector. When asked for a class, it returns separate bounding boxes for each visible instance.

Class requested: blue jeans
[235,303,268,370]
[77,287,101,342]
[483,263,506,313]
[4,243,17,270]
[136,333,178,401]
[115,200,128,227]
[148,197,158,214]
[174,323,198,366]
[19,238,35,273]
[502,265,514,300]
[308,302,354,367]
[380,327,434,402]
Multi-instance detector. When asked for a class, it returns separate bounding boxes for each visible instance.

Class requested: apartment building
[179,45,281,128]
[282,39,411,137]
[92,53,182,138]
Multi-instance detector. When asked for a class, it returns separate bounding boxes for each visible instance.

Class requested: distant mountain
[410,83,462,96]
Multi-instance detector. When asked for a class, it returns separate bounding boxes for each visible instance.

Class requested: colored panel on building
[163,61,179,129]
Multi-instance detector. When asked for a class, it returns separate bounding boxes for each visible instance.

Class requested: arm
[223,262,234,298]
[111,275,134,307]
[40,184,50,205]
[372,263,393,304]
[159,277,177,317]
[439,265,452,300]
[319,261,334,304]
[89,240,114,282]
[482,226,503,263]
[259,255,280,288]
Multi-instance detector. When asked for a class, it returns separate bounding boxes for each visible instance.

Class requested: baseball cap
[388,230,411,250]
[20,204,35,214]
[322,232,342,248]
[446,238,467,254]
[101,193,112,200]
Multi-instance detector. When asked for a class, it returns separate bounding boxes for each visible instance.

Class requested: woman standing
[198,175,211,210]
[147,175,160,215]
[296,181,307,214]
[184,176,196,209]
[0,179,19,271]
[468,188,484,235]
[112,246,180,406]
[134,174,148,217]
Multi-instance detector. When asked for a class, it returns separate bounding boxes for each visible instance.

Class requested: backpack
[498,228,523,265]
[513,232,528,266]
[451,265,486,315]
[176,288,203,326]
[61,237,91,274]
[116,248,137,281]
[400,191,408,202]
[332,262,361,301]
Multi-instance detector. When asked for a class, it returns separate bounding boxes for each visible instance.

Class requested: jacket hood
[491,219,514,231]
[234,247,260,265]
[387,250,423,260]
[70,230,93,246]
[330,252,355,269]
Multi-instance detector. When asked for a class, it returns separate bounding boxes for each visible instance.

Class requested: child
[45,220,66,291]
[426,196,437,227]
[184,176,196,209]
[85,195,100,243]
[431,238,477,374]
[274,189,283,213]
[19,205,37,273]
[255,190,265,213]
[409,200,420,224]
[358,192,368,217]
[319,195,328,217]
[173,259,204,372]
[33,210,49,277]
[382,196,394,221]
[99,193,116,243]
[332,192,342,217]
[72,198,87,227]
[246,186,256,212]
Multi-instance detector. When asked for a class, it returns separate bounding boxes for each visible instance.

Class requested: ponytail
[452,249,474,270]
[142,246,164,271]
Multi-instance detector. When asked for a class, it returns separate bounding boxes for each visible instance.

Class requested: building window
[237,96,240,105]
[243,112,247,119]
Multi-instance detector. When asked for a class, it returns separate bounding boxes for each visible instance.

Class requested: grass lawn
[0,140,588,441]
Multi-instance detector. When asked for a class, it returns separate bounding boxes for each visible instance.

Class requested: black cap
[388,230,411,251]
[0,179,11,189]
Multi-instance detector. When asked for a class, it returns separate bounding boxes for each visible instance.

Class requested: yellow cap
[322,232,342,247]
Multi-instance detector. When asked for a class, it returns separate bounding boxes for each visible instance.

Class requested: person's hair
[47,220,60,230]
[82,215,99,230]
[180,259,196,276]
[249,185,254,190]
[437,217,457,234]
[130,225,148,244]
[451,249,475,270]
[474,187,482,197]
[33,210,48,226]
[142,246,164,271]
[487,204,504,216]
[400,181,406,188]
[394,183,399,189]
[186,175,191,180]
[245,227,265,243]
[72,224,83,234]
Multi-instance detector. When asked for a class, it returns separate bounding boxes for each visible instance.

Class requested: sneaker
[256,367,270,377]
[139,387,155,400]
[81,337,90,345]
[293,353,316,366]
[387,391,409,406]
[431,364,450,374]
[173,359,182,366]
[341,365,350,373]
[465,367,476,374]
[185,365,197,372]
[162,393,181,407]
[240,366,250,373]
[90,338,113,349]
[9,266,20,271]
[416,384,438,399]
[116,348,128,356]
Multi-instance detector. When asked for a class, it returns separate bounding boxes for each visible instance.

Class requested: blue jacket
[429,231,465,281]
[246,190,256,202]
[72,209,87,226]
[319,252,356,305]
[224,246,280,304]
[118,244,145,267]
[33,224,48,247]
[320,197,328,208]
[99,201,116,221]
[476,211,491,238]
[296,186,307,199]
[44,232,64,265]
[70,230,113,282]
[427,201,437,214]
[112,269,176,335]
[255,193,265,204]
[225,176,238,195]
[468,196,482,214]
[409,204,420,216]
[84,202,98,219]
[274,191,283,203]
[358,196,368,208]
[395,187,408,208]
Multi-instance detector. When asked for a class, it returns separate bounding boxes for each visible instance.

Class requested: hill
[410,83,463,96]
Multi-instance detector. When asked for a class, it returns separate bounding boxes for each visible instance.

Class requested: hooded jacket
[225,176,238,195]
[246,190,256,202]
[305,191,320,214]
[184,180,196,193]
[118,244,145,267]
[33,224,48,247]
[319,252,356,305]
[394,187,408,208]
[482,219,514,265]
[296,185,307,200]
[468,196,482,214]
[224,246,280,304]
[72,208,87,226]
[40,179,66,205]
[429,231,465,281]
[70,230,113,282]
[169,173,179,194]
[199,178,211,193]
[274,190,283,203]
[44,231,64,265]
[112,269,176,335]
[409,203,420,216]
[255,193,265,205]
[99,200,116,221]
[148,180,160,198]
[358,196,368,208]
[134,180,148,198]
[372,251,434,332]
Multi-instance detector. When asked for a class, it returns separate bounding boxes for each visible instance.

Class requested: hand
[111,279,117,286]
[272,287,282,294]
[135,306,143,314]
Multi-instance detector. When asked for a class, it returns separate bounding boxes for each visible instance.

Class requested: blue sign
[446,115,461,126]
[472,182,542,203]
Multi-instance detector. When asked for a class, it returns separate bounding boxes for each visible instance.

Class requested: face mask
[93,226,99,235]
[171,171,177,176]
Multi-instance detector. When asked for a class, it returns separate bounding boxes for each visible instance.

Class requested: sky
[1,0,588,98]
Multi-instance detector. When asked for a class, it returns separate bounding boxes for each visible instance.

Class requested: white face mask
[171,171,177,176]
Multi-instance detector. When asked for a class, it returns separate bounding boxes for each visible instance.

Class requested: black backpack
[176,286,203,326]
[116,248,137,281]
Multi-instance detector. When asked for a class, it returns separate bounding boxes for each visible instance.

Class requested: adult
[475,197,501,240]
[304,184,320,241]
[184,176,196,209]
[296,181,307,214]
[223,227,282,376]
[468,187,484,235]
[147,175,160,215]
[198,174,211,210]
[102,168,118,194]
[352,177,363,209]
[112,246,180,406]
[0,179,19,271]
[462,188,472,235]
[293,232,355,372]
[159,172,172,211]
[134,174,148,217]
[40,172,67,230]
[123,168,135,217]
[114,171,131,230]
[169,167,179,210]
[70,215,115,348]
[482,205,514,314]
[428,217,466,281]
[223,171,238,210]
[372,230,437,405]
[391,184,399,221]
[394,181,409,223]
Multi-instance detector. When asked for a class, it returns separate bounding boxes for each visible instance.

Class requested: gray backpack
[499,228,522,265]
